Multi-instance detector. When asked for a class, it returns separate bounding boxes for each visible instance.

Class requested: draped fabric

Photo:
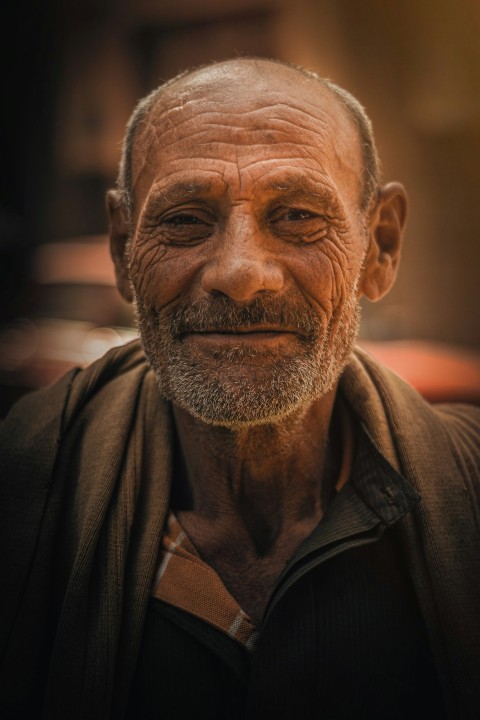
[343,348,480,719]
[1,340,479,718]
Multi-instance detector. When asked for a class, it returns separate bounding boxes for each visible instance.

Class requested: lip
[183,325,297,334]
[182,328,297,347]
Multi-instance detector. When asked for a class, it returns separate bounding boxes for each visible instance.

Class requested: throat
[244,516,281,558]
[237,482,283,556]
[171,394,341,555]
[232,461,330,557]
[169,393,351,623]
[176,502,321,626]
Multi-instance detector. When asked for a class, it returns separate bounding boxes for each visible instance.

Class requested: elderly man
[1,58,479,719]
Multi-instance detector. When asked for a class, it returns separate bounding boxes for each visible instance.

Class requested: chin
[136,287,361,428]
[146,342,349,429]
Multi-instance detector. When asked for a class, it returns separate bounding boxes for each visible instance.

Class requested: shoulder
[347,344,480,425]
[343,345,480,472]
[2,338,146,425]
[0,338,149,481]
[0,339,151,615]
[431,402,480,447]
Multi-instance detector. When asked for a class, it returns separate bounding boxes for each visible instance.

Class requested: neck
[171,388,340,556]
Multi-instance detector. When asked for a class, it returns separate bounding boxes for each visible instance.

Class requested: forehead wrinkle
[140,136,341,170]
[156,139,328,162]
[131,110,223,191]
[149,101,333,142]
[140,95,337,157]
[131,119,162,199]
[180,124,330,151]
[132,87,363,215]
[238,159,348,200]
[160,73,339,125]
[133,89,360,187]
[249,101,331,130]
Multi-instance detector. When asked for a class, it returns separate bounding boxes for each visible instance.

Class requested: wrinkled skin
[108,59,407,622]
[130,65,365,326]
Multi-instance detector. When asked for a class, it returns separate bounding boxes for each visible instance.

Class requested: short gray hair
[116,59,381,218]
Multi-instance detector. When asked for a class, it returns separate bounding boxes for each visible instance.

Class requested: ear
[359,182,407,302]
[106,189,133,303]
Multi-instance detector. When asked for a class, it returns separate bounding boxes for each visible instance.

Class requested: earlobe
[106,189,134,303]
[360,182,407,302]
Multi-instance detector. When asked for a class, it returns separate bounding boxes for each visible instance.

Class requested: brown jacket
[1,340,479,719]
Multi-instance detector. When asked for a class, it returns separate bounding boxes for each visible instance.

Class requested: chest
[134,532,446,720]
[178,514,321,624]
[203,552,287,625]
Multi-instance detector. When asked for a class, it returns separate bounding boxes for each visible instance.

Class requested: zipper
[262,523,384,626]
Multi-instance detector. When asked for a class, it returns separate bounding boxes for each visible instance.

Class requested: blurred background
[1,0,479,415]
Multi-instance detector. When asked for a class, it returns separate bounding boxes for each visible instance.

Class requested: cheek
[290,238,361,316]
[129,233,205,309]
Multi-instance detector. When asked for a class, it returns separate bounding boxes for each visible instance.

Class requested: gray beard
[135,284,361,429]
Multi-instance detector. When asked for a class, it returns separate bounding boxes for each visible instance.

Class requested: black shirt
[128,425,448,719]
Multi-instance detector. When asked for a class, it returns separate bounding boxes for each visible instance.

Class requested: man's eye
[157,210,214,245]
[269,207,328,243]
[163,213,203,226]
[270,207,324,224]
[284,208,316,221]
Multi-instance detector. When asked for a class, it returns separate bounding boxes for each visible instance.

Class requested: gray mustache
[160,297,320,340]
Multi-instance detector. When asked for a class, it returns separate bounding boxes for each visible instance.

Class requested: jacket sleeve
[433,403,480,530]
[0,370,79,713]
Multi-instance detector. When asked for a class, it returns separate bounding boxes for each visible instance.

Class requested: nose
[200,210,284,302]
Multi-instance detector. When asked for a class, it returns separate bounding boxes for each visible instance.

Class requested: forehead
[130,63,363,211]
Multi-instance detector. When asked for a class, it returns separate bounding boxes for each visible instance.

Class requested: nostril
[201,256,283,302]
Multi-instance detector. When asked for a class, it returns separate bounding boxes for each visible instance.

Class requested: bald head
[116,58,380,219]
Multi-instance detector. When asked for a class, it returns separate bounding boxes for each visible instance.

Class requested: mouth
[184,324,296,334]
[181,326,298,347]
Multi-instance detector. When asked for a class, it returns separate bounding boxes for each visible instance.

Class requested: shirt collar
[281,418,421,576]
[350,422,421,526]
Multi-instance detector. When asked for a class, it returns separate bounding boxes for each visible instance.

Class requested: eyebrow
[150,180,216,204]
[266,177,344,215]
[146,175,342,213]
[269,178,336,199]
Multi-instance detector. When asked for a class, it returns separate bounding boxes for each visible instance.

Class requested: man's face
[127,63,368,427]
